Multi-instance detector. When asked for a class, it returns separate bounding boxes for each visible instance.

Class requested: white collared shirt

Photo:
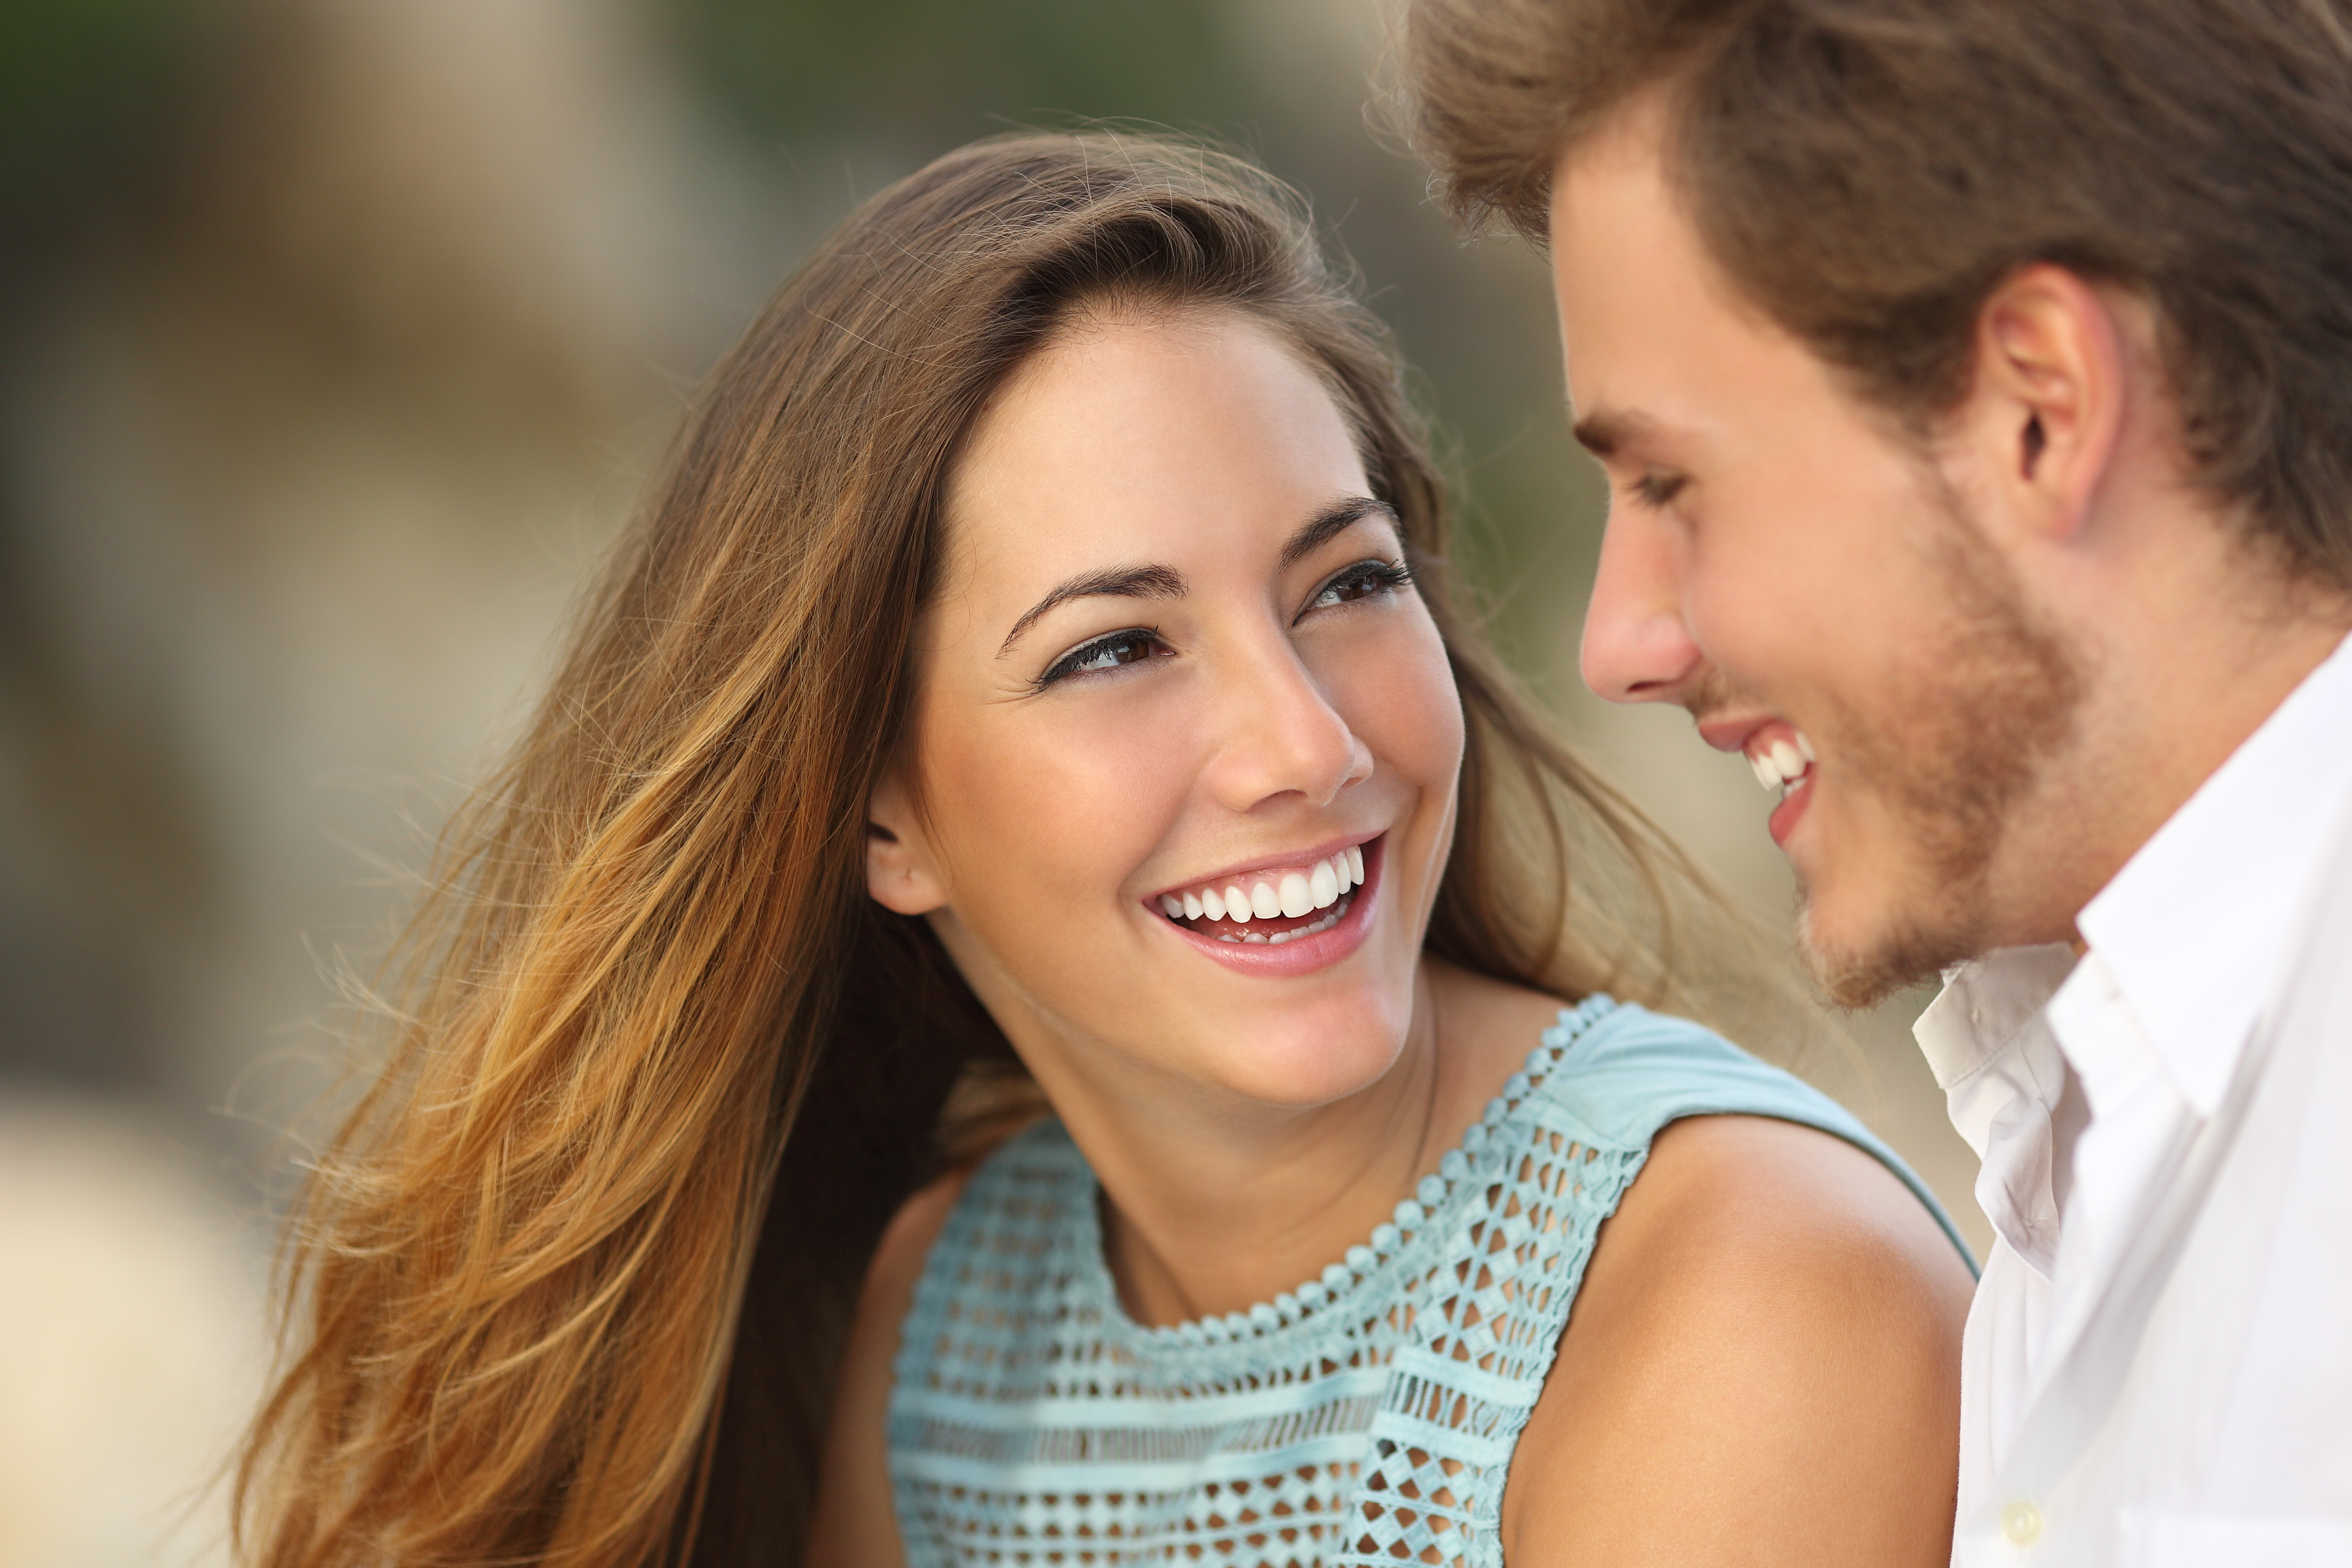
[1917,631,2352,1567]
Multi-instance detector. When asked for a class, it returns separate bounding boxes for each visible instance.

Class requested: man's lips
[1695,714,1818,840]
[1694,714,1776,755]
[1767,766,1815,848]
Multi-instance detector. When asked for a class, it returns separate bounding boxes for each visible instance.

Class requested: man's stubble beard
[1799,490,2086,1008]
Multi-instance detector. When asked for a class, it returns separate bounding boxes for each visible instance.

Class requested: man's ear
[1963,263,2132,543]
[865,768,948,916]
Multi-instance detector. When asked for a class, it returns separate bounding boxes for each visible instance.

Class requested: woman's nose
[1207,644,1371,814]
[1579,506,1707,704]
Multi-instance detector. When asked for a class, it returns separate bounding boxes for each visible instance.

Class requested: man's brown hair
[1398,0,2352,588]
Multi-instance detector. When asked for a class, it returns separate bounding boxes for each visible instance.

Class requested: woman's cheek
[939,682,1205,916]
[1333,611,1464,789]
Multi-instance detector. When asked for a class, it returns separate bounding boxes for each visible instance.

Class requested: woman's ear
[865,769,948,915]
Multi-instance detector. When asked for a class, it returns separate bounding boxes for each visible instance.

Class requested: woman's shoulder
[811,1112,1077,1564]
[1435,965,1825,1139]
[806,1166,972,1566]
[1523,996,1831,1141]
[1500,1108,1975,1566]
[851,1116,1079,1348]
[867,1167,980,1322]
[1585,1110,1978,1336]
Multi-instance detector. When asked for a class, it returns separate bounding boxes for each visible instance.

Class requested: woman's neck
[1041,959,1554,1327]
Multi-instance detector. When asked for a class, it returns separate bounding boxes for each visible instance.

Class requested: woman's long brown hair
[234,131,1786,1568]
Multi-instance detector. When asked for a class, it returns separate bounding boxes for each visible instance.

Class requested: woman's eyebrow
[997,564,1186,657]
[1280,495,1399,568]
[993,497,1396,659]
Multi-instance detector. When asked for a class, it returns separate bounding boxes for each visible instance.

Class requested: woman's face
[867,307,1464,1111]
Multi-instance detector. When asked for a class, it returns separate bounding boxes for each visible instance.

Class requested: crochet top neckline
[1066,992,1621,1354]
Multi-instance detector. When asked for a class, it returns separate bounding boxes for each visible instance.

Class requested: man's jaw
[1690,703,1948,1003]
[1798,876,1992,1010]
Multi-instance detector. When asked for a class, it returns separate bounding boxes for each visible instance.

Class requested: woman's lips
[1152,840,1366,942]
[1151,835,1383,975]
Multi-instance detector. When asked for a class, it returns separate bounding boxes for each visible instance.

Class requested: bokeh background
[0,2,1984,1562]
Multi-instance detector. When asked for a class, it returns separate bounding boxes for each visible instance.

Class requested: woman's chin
[1180,1004,1413,1110]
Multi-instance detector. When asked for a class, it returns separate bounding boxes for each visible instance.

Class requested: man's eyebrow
[996,564,1186,658]
[1570,407,1655,461]
[1280,495,1401,569]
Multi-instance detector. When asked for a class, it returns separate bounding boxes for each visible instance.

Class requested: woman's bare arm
[805,1173,970,1568]
[1502,1113,1973,1566]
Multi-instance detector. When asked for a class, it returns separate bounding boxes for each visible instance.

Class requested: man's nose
[1578,507,1706,704]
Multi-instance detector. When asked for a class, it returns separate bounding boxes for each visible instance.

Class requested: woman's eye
[1305,559,1414,614]
[1038,629,1168,687]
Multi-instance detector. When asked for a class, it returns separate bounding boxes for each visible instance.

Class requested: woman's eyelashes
[1031,560,1410,691]
[1034,628,1172,689]
[1298,558,1413,620]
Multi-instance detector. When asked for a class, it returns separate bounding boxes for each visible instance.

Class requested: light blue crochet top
[888,998,1969,1567]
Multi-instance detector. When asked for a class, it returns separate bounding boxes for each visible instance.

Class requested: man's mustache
[1677,666,1756,726]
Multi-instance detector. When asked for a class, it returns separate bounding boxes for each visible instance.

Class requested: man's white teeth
[1164,848,1363,932]
[1748,732,1817,794]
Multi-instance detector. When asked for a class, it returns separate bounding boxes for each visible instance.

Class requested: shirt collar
[1914,945,2078,1276]
[1914,946,2078,1103]
[2076,629,2352,1115]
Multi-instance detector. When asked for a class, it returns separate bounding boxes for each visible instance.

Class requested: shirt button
[2002,1501,2043,1546]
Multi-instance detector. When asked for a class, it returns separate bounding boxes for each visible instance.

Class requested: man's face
[1549,104,2082,1006]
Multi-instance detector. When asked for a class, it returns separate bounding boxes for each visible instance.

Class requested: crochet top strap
[887,997,1968,1568]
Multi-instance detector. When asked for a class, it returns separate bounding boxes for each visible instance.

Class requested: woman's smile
[868,304,1464,1110]
[1146,832,1382,974]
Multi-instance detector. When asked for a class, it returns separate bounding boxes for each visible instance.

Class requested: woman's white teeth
[1164,848,1366,934]
[1214,894,1350,944]
[1275,873,1308,918]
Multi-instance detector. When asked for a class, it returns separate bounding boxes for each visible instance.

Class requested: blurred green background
[0,3,1974,1564]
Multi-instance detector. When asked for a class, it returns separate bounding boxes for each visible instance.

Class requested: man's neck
[2001,524,2352,947]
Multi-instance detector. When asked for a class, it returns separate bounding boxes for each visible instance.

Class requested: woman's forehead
[939,312,1369,595]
